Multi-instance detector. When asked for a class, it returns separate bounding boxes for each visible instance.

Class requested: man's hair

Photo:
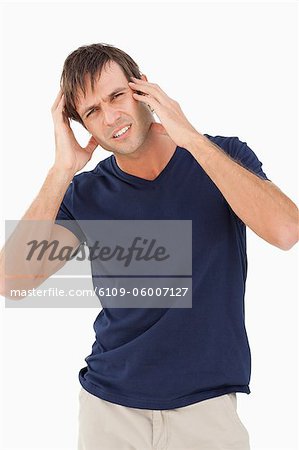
[60,43,142,127]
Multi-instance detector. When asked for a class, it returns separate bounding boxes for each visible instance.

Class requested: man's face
[76,61,154,155]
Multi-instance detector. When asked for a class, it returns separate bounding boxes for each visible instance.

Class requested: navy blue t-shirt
[55,134,270,409]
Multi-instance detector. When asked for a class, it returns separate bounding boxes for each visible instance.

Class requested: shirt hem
[79,373,250,410]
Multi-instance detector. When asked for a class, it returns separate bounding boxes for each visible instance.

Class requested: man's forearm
[23,166,74,220]
[0,167,75,296]
[186,133,299,250]
[127,77,298,249]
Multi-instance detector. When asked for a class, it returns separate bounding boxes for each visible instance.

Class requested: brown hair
[60,43,142,127]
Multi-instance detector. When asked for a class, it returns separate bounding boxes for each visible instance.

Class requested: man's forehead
[76,62,127,109]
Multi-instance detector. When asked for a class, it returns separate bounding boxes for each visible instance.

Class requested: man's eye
[113,93,123,99]
[86,108,97,118]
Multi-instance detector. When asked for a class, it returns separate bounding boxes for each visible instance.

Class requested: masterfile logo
[4,220,192,308]
[26,236,170,267]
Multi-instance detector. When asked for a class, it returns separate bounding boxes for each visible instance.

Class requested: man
[1,43,298,450]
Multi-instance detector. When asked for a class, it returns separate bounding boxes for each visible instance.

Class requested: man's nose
[102,105,121,127]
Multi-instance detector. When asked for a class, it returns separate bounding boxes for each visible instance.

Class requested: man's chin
[112,147,140,156]
[97,142,123,154]
[97,143,136,155]
[99,132,148,155]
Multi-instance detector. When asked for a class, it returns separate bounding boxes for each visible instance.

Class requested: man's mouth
[112,124,132,139]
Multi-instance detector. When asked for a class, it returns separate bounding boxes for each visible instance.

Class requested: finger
[54,94,70,126]
[130,77,164,90]
[51,89,63,112]
[131,92,159,111]
[52,93,65,120]
[128,81,161,102]
[129,78,170,103]
[130,77,169,98]
[56,93,65,113]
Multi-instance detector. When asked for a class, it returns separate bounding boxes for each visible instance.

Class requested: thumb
[150,122,168,136]
[84,135,98,154]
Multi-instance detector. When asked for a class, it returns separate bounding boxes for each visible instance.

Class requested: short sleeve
[210,135,272,227]
[226,136,271,181]
[55,182,86,244]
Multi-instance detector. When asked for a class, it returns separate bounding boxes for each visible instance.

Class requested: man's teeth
[113,125,131,138]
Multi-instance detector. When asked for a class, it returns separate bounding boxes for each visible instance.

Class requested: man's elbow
[0,278,9,299]
[0,285,25,301]
[0,277,31,300]
[276,224,299,251]
[278,239,297,251]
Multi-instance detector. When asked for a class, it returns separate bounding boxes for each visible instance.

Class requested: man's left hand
[128,77,200,148]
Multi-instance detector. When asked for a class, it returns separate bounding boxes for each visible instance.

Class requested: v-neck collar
[110,145,181,186]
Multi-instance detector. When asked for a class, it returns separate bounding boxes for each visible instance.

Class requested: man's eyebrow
[81,87,128,118]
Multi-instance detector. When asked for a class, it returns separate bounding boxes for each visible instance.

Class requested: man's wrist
[184,132,217,166]
[49,165,75,184]
[182,130,204,149]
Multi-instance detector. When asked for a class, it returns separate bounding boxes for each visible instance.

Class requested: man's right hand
[0,90,97,300]
[51,89,98,175]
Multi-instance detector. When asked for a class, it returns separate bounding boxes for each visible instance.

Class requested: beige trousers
[78,387,250,450]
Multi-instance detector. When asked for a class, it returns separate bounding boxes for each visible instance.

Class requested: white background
[0,1,298,449]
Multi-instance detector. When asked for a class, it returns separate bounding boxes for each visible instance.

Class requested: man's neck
[113,130,177,181]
